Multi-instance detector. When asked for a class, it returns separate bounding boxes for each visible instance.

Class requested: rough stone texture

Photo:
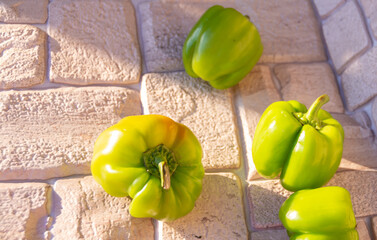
[342,46,377,111]
[142,72,241,169]
[372,216,377,239]
[48,0,141,85]
[50,176,154,239]
[313,0,345,18]
[326,171,377,217]
[248,0,326,63]
[274,63,344,113]
[247,179,292,229]
[162,173,247,239]
[0,24,46,89]
[359,0,377,39]
[237,66,281,180]
[323,0,370,73]
[0,183,50,240]
[251,229,289,240]
[332,113,372,139]
[0,87,141,180]
[138,2,231,72]
[331,114,377,171]
[356,218,372,240]
[0,0,48,23]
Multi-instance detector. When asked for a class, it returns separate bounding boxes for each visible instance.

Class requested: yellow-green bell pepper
[252,95,344,191]
[182,5,263,89]
[91,115,204,221]
[279,186,359,240]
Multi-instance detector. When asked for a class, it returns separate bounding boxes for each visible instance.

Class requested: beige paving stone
[356,218,372,240]
[332,113,372,139]
[274,63,344,113]
[50,176,154,239]
[342,47,377,111]
[0,24,46,89]
[142,72,241,169]
[247,0,325,63]
[360,0,377,39]
[0,87,141,180]
[0,0,48,23]
[162,173,247,239]
[251,229,289,240]
[49,0,141,85]
[138,2,232,72]
[372,216,377,238]
[313,0,345,18]
[330,113,377,171]
[326,171,377,217]
[237,66,281,180]
[323,0,370,73]
[247,179,292,229]
[0,183,50,240]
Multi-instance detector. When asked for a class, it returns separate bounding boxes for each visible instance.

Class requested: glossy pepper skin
[252,95,344,191]
[91,115,204,221]
[279,187,359,240]
[182,5,263,89]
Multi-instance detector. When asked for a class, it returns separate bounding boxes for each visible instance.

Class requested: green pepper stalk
[252,95,344,191]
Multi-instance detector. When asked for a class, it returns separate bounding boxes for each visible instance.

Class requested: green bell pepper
[182,5,263,89]
[91,115,204,221]
[279,186,358,240]
[252,95,344,191]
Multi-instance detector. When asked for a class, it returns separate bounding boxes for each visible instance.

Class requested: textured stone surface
[0,183,50,240]
[332,113,372,139]
[326,171,377,217]
[0,0,48,23]
[50,176,154,239]
[331,114,377,171]
[0,24,46,89]
[360,0,377,39]
[237,66,281,180]
[342,46,377,111]
[251,229,289,240]
[142,72,241,169]
[49,0,141,85]
[0,87,140,180]
[162,173,247,239]
[274,63,344,113]
[313,0,345,18]
[323,0,370,73]
[249,0,325,63]
[247,179,292,229]
[356,218,372,240]
[138,2,233,72]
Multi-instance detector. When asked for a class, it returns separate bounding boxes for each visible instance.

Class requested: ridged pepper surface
[252,95,344,191]
[91,115,204,221]
[182,5,263,89]
[279,187,359,240]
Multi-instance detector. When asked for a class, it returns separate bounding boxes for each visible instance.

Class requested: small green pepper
[252,95,344,191]
[279,187,359,240]
[91,115,204,221]
[182,5,263,89]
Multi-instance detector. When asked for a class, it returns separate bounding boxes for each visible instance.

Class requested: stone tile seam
[356,0,377,46]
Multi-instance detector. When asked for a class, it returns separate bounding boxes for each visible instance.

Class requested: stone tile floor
[0,0,376,239]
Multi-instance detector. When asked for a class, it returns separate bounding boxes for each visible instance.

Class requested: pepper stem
[304,94,329,122]
[158,161,171,190]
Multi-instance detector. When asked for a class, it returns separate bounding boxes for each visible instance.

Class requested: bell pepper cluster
[253,95,359,239]
[90,5,359,239]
